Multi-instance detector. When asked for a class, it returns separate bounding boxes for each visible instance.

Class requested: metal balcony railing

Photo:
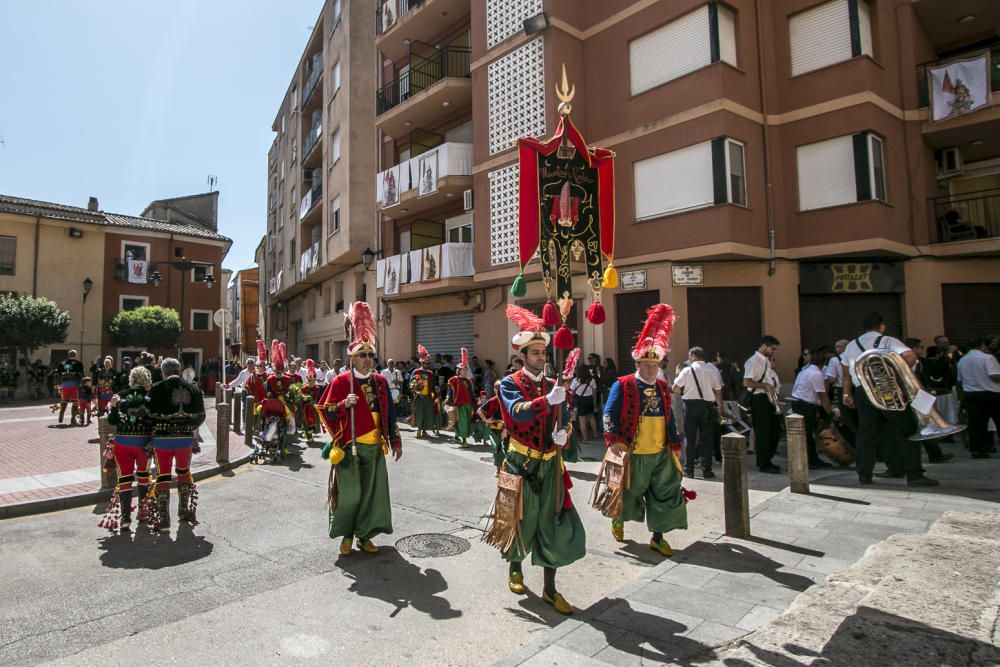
[376,44,471,115]
[303,56,323,106]
[303,123,322,158]
[375,0,424,36]
[114,260,160,283]
[930,188,1000,243]
[300,177,323,219]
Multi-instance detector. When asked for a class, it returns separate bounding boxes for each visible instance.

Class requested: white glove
[552,429,568,446]
[545,386,566,405]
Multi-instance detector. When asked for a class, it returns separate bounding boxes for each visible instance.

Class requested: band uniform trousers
[965,391,1000,456]
[682,399,716,472]
[750,393,781,469]
[854,388,922,481]
[113,436,151,493]
[790,400,822,463]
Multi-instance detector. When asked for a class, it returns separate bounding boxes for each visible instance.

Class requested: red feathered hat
[506,304,550,351]
[305,359,316,379]
[256,339,267,364]
[632,304,675,362]
[346,302,377,356]
[417,344,430,362]
[271,339,286,370]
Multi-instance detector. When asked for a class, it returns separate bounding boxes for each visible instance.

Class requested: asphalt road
[0,428,758,666]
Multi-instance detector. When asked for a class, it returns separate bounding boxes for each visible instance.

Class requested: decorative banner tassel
[603,263,619,289]
[553,325,574,349]
[541,300,560,327]
[509,273,527,297]
[586,301,606,325]
[682,487,697,503]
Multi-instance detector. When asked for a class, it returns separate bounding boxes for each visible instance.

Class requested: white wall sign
[620,269,647,291]
[672,265,704,286]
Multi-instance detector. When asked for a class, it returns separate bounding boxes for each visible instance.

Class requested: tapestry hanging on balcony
[511,69,616,348]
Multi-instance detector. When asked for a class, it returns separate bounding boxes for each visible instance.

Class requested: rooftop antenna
[207,175,218,191]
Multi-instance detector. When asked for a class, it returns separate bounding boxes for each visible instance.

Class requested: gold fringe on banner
[591,446,629,519]
[482,470,525,556]
[327,464,341,515]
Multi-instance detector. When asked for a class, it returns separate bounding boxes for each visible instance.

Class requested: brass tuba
[853,349,966,442]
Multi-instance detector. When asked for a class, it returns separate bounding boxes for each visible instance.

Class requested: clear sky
[0,0,324,276]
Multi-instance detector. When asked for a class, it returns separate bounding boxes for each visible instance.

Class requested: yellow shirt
[357,413,382,445]
[633,415,666,455]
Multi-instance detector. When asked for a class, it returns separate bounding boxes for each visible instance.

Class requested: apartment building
[373,0,1000,378]
[261,0,378,364]
[0,193,231,377]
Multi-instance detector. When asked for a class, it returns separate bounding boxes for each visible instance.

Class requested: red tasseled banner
[586,301,606,325]
[541,300,560,327]
[553,325,574,349]
[562,468,574,510]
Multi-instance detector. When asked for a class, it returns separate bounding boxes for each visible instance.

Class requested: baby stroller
[253,414,287,464]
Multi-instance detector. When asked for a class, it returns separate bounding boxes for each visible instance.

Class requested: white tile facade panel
[486,0,543,49]
[489,164,519,266]
[488,38,546,156]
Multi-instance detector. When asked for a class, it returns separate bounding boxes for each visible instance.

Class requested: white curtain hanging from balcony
[440,243,474,279]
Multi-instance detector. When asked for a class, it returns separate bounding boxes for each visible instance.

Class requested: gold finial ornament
[555,63,575,116]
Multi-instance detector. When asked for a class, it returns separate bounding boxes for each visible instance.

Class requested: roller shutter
[688,287,762,363]
[799,293,903,352]
[942,284,1000,346]
[789,0,853,76]
[615,290,661,370]
[630,7,711,95]
[413,312,474,362]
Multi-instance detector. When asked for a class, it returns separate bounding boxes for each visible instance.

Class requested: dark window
[193,265,213,282]
[192,312,211,331]
[121,298,146,312]
[0,236,14,275]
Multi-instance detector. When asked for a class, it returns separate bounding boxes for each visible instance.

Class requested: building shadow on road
[678,541,814,592]
[337,547,461,620]
[98,523,213,570]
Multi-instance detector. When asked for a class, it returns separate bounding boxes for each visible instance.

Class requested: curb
[0,449,254,521]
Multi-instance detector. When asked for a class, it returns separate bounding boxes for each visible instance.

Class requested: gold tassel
[603,262,619,289]
[482,471,525,556]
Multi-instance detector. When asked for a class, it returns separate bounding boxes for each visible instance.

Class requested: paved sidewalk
[0,400,251,518]
[497,465,1000,665]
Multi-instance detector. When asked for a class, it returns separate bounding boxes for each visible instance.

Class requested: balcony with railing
[113,260,160,283]
[930,188,1000,245]
[375,43,472,138]
[302,53,324,109]
[375,0,469,64]
[300,173,323,224]
[376,242,475,297]
[299,242,322,279]
[302,122,322,163]
[376,142,472,217]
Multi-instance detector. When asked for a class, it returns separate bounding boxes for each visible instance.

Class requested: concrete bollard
[216,403,230,464]
[244,395,255,447]
[721,432,750,538]
[98,416,116,489]
[231,390,243,434]
[215,384,224,403]
[784,413,809,494]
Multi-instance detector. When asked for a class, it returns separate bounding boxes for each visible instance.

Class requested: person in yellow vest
[410,345,437,438]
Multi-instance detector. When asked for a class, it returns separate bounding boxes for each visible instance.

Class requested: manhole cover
[395,533,471,558]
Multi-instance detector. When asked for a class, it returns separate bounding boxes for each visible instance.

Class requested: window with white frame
[121,241,149,261]
[630,3,738,96]
[281,114,286,134]
[330,197,341,235]
[331,129,341,163]
[634,137,748,220]
[191,264,214,283]
[0,236,14,275]
[332,61,341,93]
[119,295,148,312]
[291,86,298,112]
[278,205,284,228]
[446,213,473,244]
[280,160,285,180]
[789,0,872,77]
[796,132,887,211]
[190,310,213,331]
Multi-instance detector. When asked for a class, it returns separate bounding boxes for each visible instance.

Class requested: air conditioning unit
[463,188,474,211]
[936,147,963,178]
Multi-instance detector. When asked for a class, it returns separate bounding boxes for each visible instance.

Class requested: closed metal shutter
[615,290,660,370]
[799,293,903,352]
[789,0,852,76]
[942,283,1000,346]
[630,7,710,95]
[688,287,762,363]
[413,312,475,362]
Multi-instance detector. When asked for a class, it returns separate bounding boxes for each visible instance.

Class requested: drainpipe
[32,217,41,295]
[754,0,777,276]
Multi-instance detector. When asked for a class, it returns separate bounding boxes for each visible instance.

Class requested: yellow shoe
[356,538,378,553]
[650,537,674,558]
[611,520,624,543]
[339,537,352,556]
[542,591,573,615]
[508,571,526,595]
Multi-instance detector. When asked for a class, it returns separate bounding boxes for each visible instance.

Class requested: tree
[107,306,182,349]
[0,295,71,395]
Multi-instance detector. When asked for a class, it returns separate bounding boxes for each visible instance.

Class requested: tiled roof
[0,194,233,243]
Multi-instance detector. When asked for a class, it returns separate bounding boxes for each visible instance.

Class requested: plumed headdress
[271,339,286,370]
[305,359,316,379]
[346,301,377,356]
[507,304,550,351]
[256,339,267,364]
[417,344,430,362]
[631,304,675,362]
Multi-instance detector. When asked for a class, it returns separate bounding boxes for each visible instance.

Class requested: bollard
[244,395,255,447]
[722,432,750,538]
[98,416,116,489]
[785,413,809,494]
[231,390,243,434]
[226,389,236,425]
[215,384,224,403]
[216,403,230,464]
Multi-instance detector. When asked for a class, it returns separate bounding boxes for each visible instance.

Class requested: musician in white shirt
[957,337,1000,459]
[743,335,782,474]
[672,347,723,478]
[382,359,403,405]
[841,312,937,487]
[789,348,833,468]
[228,358,256,393]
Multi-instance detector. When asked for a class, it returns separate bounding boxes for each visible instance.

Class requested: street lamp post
[149,258,215,359]
[81,277,93,356]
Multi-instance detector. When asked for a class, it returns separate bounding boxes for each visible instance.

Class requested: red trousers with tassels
[152,442,193,491]
[113,437,151,493]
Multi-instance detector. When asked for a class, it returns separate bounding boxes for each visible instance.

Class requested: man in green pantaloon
[318,302,402,556]
[410,346,437,438]
[601,303,689,557]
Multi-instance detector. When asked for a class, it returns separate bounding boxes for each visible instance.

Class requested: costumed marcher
[483,305,585,616]
[300,359,324,443]
[446,348,475,446]
[114,358,133,392]
[55,350,85,425]
[476,384,506,474]
[78,377,95,426]
[410,346,437,438]
[599,304,690,558]
[96,357,117,416]
[100,366,153,532]
[244,341,269,434]
[263,340,295,457]
[318,302,402,556]
[147,358,206,532]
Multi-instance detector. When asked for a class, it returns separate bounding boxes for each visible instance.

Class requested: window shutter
[711,138,727,205]
[789,0,852,76]
[717,4,738,66]
[797,136,856,210]
[630,7,711,95]
[853,132,872,201]
[634,141,714,219]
